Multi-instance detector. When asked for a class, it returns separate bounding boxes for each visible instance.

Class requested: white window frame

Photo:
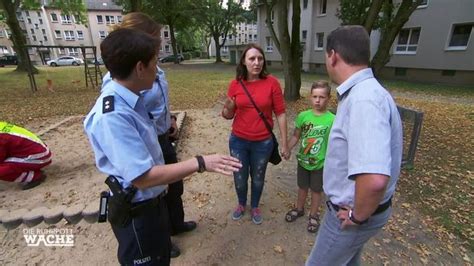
[266,37,273,52]
[395,27,421,54]
[97,15,103,24]
[117,16,122,23]
[302,30,307,40]
[446,23,473,51]
[43,35,47,41]
[68,48,79,56]
[99,31,107,39]
[0,46,8,53]
[164,45,170,53]
[64,30,75,41]
[315,32,324,51]
[417,0,428,9]
[105,15,116,25]
[77,30,84,40]
[54,30,62,39]
[61,14,72,24]
[318,0,327,16]
[164,31,169,38]
[51,13,58,22]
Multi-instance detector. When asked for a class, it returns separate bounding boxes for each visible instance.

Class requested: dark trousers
[111,197,171,266]
[158,132,185,233]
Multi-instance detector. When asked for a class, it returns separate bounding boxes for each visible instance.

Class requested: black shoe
[22,172,47,190]
[170,242,181,258]
[172,221,197,236]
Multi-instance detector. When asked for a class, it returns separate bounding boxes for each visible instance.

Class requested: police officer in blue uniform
[84,28,241,265]
[101,12,197,258]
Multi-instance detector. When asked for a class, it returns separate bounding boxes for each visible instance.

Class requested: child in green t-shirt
[285,80,335,233]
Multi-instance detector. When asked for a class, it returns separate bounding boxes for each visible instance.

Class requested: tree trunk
[169,24,180,64]
[364,0,384,34]
[371,0,421,76]
[213,35,223,63]
[1,0,38,73]
[286,0,301,101]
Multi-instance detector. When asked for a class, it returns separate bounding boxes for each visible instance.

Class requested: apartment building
[0,1,173,64]
[256,0,474,85]
[209,21,259,58]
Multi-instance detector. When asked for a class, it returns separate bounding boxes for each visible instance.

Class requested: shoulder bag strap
[238,79,273,134]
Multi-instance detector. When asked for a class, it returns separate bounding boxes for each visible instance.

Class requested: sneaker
[251,208,263,225]
[232,205,245,221]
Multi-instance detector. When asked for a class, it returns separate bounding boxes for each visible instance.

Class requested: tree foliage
[196,0,246,63]
[337,0,422,76]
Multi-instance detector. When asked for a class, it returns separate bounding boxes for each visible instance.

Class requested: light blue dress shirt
[84,80,166,202]
[323,68,403,206]
[102,67,171,135]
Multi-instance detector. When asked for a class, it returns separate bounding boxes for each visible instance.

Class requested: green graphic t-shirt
[295,110,335,170]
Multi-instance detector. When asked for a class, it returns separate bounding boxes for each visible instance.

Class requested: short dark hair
[100,28,157,80]
[311,80,331,96]
[326,25,370,66]
[236,43,269,80]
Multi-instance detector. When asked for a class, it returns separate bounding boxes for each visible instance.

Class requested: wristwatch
[195,155,206,173]
[348,209,368,225]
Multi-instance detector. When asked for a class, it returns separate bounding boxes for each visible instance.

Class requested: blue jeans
[229,133,273,208]
[305,204,392,266]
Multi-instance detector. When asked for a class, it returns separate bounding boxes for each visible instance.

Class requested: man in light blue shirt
[84,28,241,265]
[306,26,403,265]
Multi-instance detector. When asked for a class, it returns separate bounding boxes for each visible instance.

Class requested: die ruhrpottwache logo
[23,228,74,247]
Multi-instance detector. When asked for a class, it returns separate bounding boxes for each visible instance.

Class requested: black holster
[105,176,137,227]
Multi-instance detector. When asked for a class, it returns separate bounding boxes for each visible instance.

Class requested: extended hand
[203,154,242,176]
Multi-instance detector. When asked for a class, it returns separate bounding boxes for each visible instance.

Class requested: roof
[85,0,122,11]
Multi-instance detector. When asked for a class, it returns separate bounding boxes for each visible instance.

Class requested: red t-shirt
[227,75,285,141]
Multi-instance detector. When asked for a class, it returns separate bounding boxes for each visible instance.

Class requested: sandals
[285,208,304,222]
[307,214,320,233]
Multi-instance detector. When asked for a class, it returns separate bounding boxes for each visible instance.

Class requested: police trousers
[111,196,171,266]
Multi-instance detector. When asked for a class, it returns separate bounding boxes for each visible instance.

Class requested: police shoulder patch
[102,96,114,113]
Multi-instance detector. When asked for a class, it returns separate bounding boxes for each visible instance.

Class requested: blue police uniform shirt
[323,68,403,206]
[102,67,171,135]
[84,80,166,202]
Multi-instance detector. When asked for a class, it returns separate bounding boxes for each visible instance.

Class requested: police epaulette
[103,96,114,113]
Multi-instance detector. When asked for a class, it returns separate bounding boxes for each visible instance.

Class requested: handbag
[238,79,282,165]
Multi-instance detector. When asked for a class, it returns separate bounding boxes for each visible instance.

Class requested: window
[266,37,273,52]
[59,48,65,54]
[42,29,46,34]
[36,11,41,17]
[417,0,428,8]
[395,28,420,53]
[68,48,79,56]
[229,35,233,40]
[39,18,43,24]
[164,31,169,38]
[441,70,456,76]
[319,0,327,15]
[64,30,75,41]
[0,46,8,53]
[99,31,107,39]
[61,14,72,24]
[0,29,4,38]
[105,15,115,25]
[17,11,23,21]
[447,23,473,50]
[55,30,62,39]
[303,0,308,9]
[165,45,170,53]
[394,68,407,76]
[315,32,324,50]
[30,29,35,34]
[51,13,58,22]
[44,36,48,41]
[32,35,37,41]
[25,11,30,17]
[302,30,307,40]
[27,18,32,24]
[117,16,122,23]
[97,15,103,24]
[77,30,84,40]
[35,24,39,29]
[222,46,228,53]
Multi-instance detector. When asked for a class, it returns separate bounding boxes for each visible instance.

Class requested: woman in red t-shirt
[222,44,289,225]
